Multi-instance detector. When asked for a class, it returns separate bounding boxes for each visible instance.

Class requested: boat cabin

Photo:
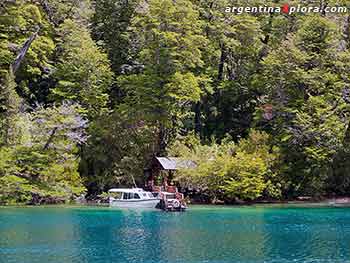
[108,188,154,201]
[108,188,160,208]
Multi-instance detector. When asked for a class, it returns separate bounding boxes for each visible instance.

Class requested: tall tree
[118,0,206,155]
[52,19,113,118]
[92,0,139,75]
[260,15,350,196]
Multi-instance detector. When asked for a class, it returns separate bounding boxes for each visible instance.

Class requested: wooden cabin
[144,157,196,192]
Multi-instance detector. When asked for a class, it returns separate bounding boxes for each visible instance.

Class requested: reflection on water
[1,205,350,263]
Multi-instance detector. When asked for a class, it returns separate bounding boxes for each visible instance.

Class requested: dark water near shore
[1,205,350,263]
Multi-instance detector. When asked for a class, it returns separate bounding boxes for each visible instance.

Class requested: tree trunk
[43,127,58,150]
[194,102,202,136]
[12,27,40,74]
[217,43,226,82]
[38,0,57,26]
[157,122,167,156]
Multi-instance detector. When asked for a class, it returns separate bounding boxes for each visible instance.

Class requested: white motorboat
[108,188,160,208]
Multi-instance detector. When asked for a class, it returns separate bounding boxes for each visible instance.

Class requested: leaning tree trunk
[11,27,40,74]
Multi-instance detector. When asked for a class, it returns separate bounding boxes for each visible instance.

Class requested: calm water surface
[0,205,350,263]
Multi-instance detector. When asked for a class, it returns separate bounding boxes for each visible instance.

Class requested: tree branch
[43,127,58,150]
[11,27,40,74]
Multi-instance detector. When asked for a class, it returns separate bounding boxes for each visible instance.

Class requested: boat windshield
[109,190,154,200]
[122,193,133,200]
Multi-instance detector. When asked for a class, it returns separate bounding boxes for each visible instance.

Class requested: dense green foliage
[1,0,350,204]
[0,103,87,204]
[170,131,282,201]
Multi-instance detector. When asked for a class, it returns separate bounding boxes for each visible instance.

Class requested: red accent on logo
[282,4,289,14]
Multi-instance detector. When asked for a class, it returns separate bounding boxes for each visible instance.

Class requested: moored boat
[156,191,187,212]
[108,188,160,208]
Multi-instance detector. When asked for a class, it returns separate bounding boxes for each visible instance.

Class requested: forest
[1,0,350,204]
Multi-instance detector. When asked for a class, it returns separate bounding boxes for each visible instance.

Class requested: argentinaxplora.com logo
[225,4,348,15]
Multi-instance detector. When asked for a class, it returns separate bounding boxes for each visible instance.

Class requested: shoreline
[188,196,350,206]
[2,196,350,208]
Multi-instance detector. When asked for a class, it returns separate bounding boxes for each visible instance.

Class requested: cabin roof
[155,157,196,170]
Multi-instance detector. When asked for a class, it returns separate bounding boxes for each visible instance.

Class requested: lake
[0,205,350,263]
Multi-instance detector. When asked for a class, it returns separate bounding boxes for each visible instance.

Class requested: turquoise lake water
[0,205,350,263]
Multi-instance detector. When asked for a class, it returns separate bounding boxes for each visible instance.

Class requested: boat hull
[109,198,160,208]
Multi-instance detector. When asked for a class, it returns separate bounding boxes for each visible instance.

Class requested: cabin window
[134,193,141,199]
[109,192,122,199]
[123,193,133,200]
